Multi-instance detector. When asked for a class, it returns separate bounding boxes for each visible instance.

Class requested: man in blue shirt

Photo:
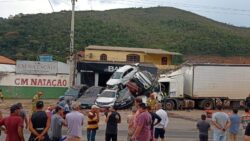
[212,105,230,141]
[229,109,240,141]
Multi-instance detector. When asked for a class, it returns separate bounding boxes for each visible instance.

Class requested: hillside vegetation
[0,7,250,61]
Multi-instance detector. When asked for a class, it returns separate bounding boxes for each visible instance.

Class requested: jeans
[213,132,227,141]
[87,129,97,141]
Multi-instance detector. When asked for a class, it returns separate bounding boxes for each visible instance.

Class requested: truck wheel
[164,100,175,110]
[230,101,240,109]
[200,99,214,110]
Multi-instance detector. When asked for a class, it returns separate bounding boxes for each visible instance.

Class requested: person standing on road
[0,110,5,136]
[211,105,231,141]
[16,103,29,129]
[148,106,161,141]
[244,122,250,141]
[0,89,4,103]
[87,105,100,141]
[127,107,137,141]
[64,99,71,115]
[0,104,24,141]
[132,103,152,141]
[32,91,43,113]
[241,108,250,130]
[49,105,66,141]
[246,94,250,109]
[229,109,240,141]
[197,114,210,141]
[147,93,158,111]
[65,101,84,141]
[29,101,51,141]
[105,106,121,141]
[154,103,168,141]
[133,97,143,128]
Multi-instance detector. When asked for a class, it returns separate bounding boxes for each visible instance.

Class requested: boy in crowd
[197,114,210,141]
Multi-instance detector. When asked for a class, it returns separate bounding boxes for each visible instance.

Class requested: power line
[100,0,250,16]
[48,0,54,12]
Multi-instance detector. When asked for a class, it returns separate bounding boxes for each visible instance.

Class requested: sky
[0,0,250,27]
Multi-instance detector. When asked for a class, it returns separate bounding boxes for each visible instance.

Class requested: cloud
[49,0,68,6]
[98,0,115,4]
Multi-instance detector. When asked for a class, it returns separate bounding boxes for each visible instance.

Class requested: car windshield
[65,88,78,96]
[117,88,130,100]
[111,72,123,79]
[100,91,116,98]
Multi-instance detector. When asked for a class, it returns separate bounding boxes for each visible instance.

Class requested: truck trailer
[159,64,250,110]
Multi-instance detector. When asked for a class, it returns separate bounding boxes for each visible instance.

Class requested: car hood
[77,96,97,104]
[106,79,121,86]
[96,97,116,103]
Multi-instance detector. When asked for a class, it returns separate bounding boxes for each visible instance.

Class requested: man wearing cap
[49,105,66,141]
[87,105,100,141]
[0,104,24,141]
[32,91,43,113]
[65,101,84,141]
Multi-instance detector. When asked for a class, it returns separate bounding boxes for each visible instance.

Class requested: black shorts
[199,134,208,141]
[154,128,165,139]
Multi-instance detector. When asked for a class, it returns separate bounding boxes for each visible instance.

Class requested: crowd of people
[2,91,250,141]
[197,105,250,141]
[0,91,169,141]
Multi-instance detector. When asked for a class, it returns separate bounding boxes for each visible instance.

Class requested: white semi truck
[159,64,250,110]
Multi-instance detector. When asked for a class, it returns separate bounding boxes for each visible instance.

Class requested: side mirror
[97,94,100,97]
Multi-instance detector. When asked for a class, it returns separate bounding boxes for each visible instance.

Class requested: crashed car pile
[126,70,155,97]
[97,64,156,109]
[62,64,157,109]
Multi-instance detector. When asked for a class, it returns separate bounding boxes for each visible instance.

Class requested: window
[127,54,140,63]
[100,54,107,61]
[122,68,134,78]
[162,57,168,65]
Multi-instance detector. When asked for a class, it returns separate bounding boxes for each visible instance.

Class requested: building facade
[84,45,181,69]
[0,59,69,98]
[76,45,181,87]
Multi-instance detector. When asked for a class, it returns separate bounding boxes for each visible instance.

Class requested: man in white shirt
[154,103,169,141]
[65,101,84,141]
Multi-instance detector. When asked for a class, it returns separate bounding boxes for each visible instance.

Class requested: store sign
[106,66,121,72]
[14,78,67,87]
[16,61,58,75]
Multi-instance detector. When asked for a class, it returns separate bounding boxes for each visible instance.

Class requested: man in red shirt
[0,104,24,141]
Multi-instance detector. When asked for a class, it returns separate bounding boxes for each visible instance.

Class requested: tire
[164,100,175,110]
[230,101,240,109]
[200,99,214,110]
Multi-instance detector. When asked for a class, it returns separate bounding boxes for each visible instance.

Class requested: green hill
[0,7,250,61]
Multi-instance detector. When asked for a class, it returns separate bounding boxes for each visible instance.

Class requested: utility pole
[69,0,76,87]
